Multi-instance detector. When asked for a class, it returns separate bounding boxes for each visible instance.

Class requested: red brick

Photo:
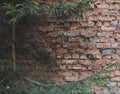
[56,48,68,54]
[96,21,102,26]
[101,26,116,31]
[96,3,109,9]
[88,15,98,21]
[111,20,118,26]
[114,33,120,38]
[80,71,93,78]
[103,22,111,27]
[117,16,120,20]
[47,32,57,37]
[86,49,100,54]
[111,42,120,48]
[58,71,73,76]
[79,42,94,49]
[82,60,93,66]
[105,0,120,3]
[115,71,120,76]
[96,38,115,42]
[118,82,120,87]
[97,32,113,37]
[99,16,115,21]
[72,54,79,59]
[80,30,97,38]
[68,37,83,43]
[50,44,61,49]
[64,54,72,59]
[60,65,66,70]
[103,55,112,59]
[69,49,84,54]
[109,4,120,9]
[65,76,79,81]
[112,54,119,59]
[69,43,78,48]
[111,77,120,82]
[63,43,69,48]
[88,64,102,71]
[96,59,107,65]
[96,43,110,48]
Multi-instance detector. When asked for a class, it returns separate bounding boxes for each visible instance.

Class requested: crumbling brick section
[33,0,120,93]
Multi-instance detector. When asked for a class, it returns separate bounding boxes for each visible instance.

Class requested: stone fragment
[101,49,116,55]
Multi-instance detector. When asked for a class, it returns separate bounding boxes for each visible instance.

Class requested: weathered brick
[115,71,120,76]
[56,48,68,54]
[88,64,102,71]
[69,43,78,48]
[65,76,79,81]
[64,54,72,59]
[38,26,54,32]
[58,71,73,76]
[69,49,84,54]
[67,64,82,70]
[96,38,115,42]
[101,26,116,31]
[80,71,93,78]
[96,3,109,9]
[71,54,79,59]
[111,77,120,82]
[111,20,118,26]
[79,55,87,60]
[63,43,69,48]
[50,44,61,49]
[112,54,120,60]
[63,32,80,37]
[88,15,98,21]
[80,30,97,38]
[79,42,94,49]
[96,59,107,65]
[60,65,66,70]
[103,55,112,59]
[109,4,120,9]
[118,20,120,27]
[105,0,120,4]
[96,43,110,48]
[62,60,78,64]
[83,60,93,65]
[56,54,63,59]
[103,22,111,27]
[68,37,83,43]
[118,82,120,87]
[111,42,120,48]
[86,49,100,54]
[117,16,120,20]
[99,16,115,21]
[47,32,57,37]
[97,32,113,37]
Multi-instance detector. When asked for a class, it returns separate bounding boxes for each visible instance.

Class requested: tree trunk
[12,23,16,71]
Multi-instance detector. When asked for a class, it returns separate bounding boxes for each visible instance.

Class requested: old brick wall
[30,0,120,93]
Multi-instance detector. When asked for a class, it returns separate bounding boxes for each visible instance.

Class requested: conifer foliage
[0,0,119,94]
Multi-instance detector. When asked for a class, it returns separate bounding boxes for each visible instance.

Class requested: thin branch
[23,77,54,87]
[0,72,14,83]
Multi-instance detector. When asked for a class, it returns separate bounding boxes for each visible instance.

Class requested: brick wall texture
[30,0,120,93]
